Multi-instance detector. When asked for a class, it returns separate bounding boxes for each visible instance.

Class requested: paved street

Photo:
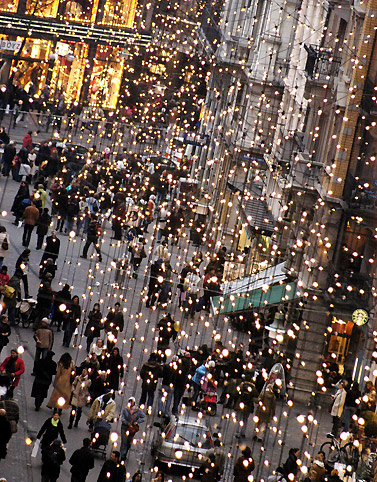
[0,121,331,482]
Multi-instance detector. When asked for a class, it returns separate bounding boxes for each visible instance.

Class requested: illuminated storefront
[88,46,124,109]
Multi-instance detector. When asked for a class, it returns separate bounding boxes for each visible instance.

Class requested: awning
[212,281,300,314]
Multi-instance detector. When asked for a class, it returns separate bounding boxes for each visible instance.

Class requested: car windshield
[170,425,211,449]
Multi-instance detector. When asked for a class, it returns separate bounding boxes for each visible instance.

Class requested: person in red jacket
[22,131,33,152]
[0,349,25,398]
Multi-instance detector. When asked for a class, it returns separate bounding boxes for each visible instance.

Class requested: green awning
[211,281,300,314]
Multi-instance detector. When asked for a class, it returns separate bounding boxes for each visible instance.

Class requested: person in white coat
[329,380,347,438]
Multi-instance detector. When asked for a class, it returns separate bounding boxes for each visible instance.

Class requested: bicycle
[320,434,359,469]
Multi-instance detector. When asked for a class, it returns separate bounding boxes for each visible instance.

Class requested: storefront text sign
[0,40,22,51]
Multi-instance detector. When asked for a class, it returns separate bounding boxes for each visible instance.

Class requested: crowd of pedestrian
[0,127,374,482]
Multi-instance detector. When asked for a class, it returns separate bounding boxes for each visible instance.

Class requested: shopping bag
[31,439,40,458]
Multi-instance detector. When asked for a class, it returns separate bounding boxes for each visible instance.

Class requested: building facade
[199,0,377,399]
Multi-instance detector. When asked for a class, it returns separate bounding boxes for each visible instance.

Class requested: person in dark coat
[280,448,300,481]
[41,439,66,482]
[31,351,57,411]
[69,437,95,482]
[37,413,67,449]
[51,284,71,331]
[2,141,16,176]
[97,451,126,482]
[233,446,254,482]
[106,347,124,391]
[0,408,11,459]
[139,353,162,408]
[0,314,11,355]
[104,303,124,351]
[40,230,60,265]
[11,180,29,223]
[63,295,81,348]
[2,271,22,326]
[84,303,103,353]
[37,208,52,250]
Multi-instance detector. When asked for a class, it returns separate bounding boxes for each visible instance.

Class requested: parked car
[141,155,179,176]
[34,138,90,173]
[151,416,213,470]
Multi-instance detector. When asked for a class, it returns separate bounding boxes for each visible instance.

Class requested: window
[101,0,137,27]
[25,0,59,18]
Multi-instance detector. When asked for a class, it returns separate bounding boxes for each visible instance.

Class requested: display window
[89,46,124,109]
[63,0,100,23]
[0,0,18,12]
[101,0,137,27]
[26,0,59,18]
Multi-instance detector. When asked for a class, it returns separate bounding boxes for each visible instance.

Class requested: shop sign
[56,42,70,57]
[352,308,369,326]
[0,40,22,51]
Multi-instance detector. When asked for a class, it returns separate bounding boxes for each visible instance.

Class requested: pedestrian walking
[342,381,361,431]
[120,397,145,461]
[22,201,39,247]
[0,348,25,398]
[51,284,71,332]
[0,409,11,460]
[63,295,81,347]
[47,352,75,411]
[34,318,53,362]
[126,471,142,482]
[280,448,300,481]
[69,368,91,429]
[31,350,57,411]
[69,438,95,482]
[157,358,176,417]
[139,353,162,408]
[104,302,124,350]
[40,230,60,265]
[11,180,29,224]
[15,248,31,298]
[235,373,258,438]
[0,266,10,290]
[80,215,102,262]
[87,391,116,430]
[2,141,16,176]
[0,226,9,269]
[0,315,10,355]
[233,446,255,482]
[2,270,22,326]
[84,303,103,353]
[36,413,67,449]
[41,439,66,482]
[37,208,51,250]
[97,451,126,482]
[254,384,276,441]
[106,347,124,391]
[329,380,347,438]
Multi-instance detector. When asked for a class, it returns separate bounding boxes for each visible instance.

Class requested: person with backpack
[235,373,259,438]
[81,215,102,262]
[41,439,66,482]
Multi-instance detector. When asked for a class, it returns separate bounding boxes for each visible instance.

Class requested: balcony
[304,44,341,83]
[217,35,252,67]
[326,265,372,310]
[344,173,377,215]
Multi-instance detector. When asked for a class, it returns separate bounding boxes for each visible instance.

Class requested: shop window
[339,222,370,272]
[327,317,354,366]
[89,47,124,109]
[101,0,137,27]
[0,0,18,12]
[13,39,51,94]
[50,42,87,106]
[26,0,59,17]
[63,0,100,23]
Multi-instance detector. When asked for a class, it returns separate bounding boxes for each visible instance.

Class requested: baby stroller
[0,373,13,400]
[15,298,37,328]
[90,420,111,459]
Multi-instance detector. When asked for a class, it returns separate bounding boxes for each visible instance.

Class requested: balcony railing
[304,44,341,82]
[344,173,377,211]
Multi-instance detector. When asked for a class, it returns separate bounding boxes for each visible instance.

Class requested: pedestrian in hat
[41,438,65,482]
